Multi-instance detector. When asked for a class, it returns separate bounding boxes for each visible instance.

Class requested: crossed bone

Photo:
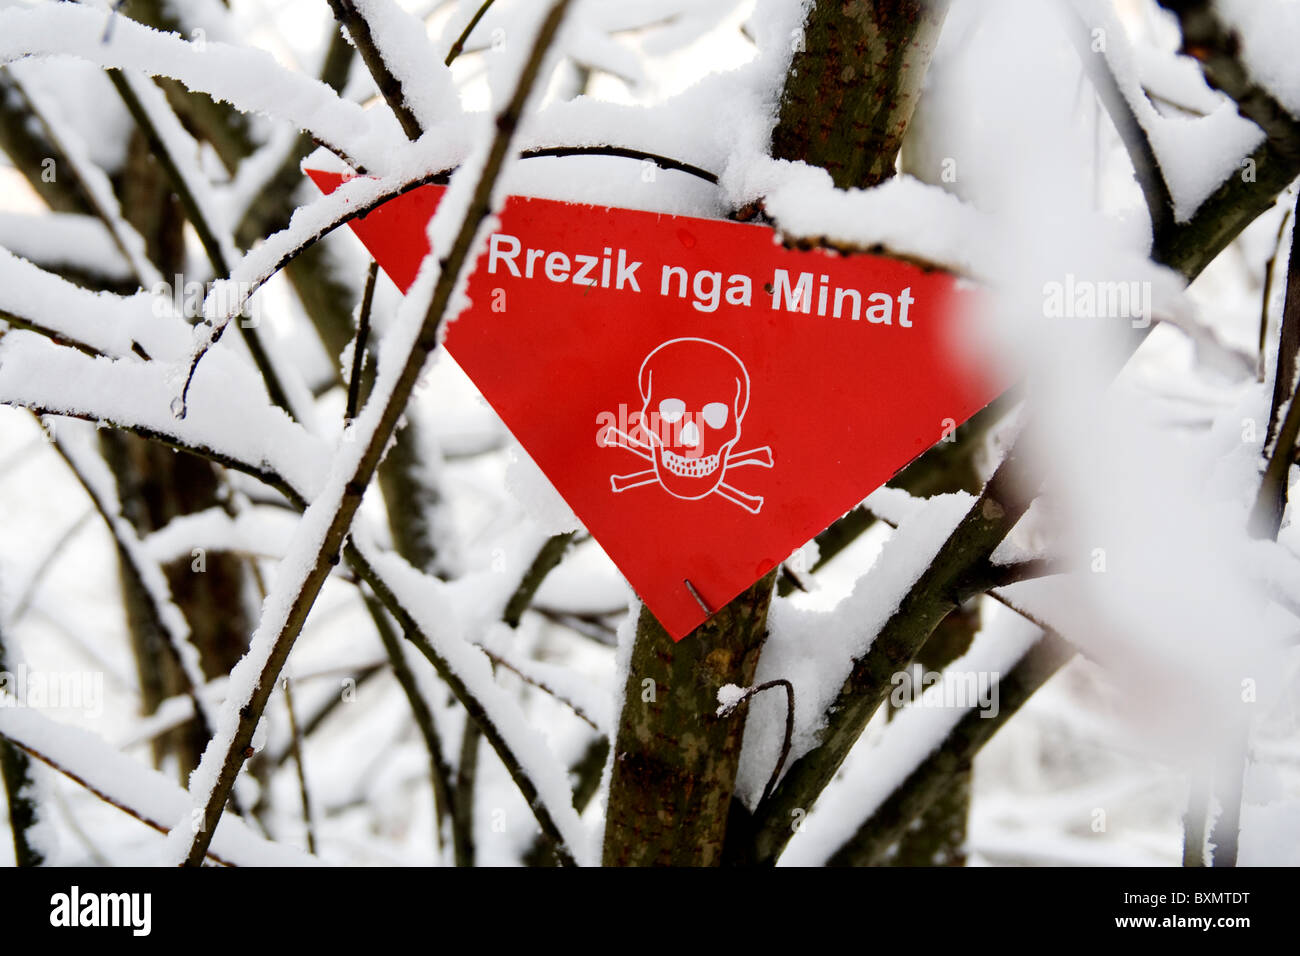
[603,427,774,514]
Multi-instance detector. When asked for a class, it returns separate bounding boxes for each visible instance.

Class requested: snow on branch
[0,3,405,172]
[360,543,592,861]
[731,490,979,809]
[1067,0,1263,228]
[0,331,330,499]
[779,613,1045,866]
[51,421,219,741]
[0,248,185,360]
[6,61,161,287]
[0,700,315,866]
[727,159,993,280]
[328,0,457,140]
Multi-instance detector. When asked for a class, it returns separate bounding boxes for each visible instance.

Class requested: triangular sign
[307,170,999,640]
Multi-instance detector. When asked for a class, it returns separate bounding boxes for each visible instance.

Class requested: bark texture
[773,0,950,190]
[602,572,775,866]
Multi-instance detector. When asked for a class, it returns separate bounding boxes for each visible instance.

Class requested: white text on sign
[486,232,916,325]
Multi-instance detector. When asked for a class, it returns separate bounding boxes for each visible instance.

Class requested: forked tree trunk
[600,0,951,867]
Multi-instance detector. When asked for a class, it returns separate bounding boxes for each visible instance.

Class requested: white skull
[637,338,749,500]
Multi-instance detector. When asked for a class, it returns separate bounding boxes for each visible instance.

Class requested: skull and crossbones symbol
[602,337,774,513]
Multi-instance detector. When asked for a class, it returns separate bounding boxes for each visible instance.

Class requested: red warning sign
[308,170,998,639]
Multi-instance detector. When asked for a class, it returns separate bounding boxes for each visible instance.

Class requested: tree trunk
[602,572,775,866]
[773,0,950,191]
[601,0,951,868]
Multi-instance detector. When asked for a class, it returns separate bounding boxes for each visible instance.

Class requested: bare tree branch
[1153,0,1300,278]
[326,0,424,141]
[179,0,578,867]
[823,632,1075,866]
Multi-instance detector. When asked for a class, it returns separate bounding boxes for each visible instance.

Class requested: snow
[503,441,582,534]
[346,0,458,132]
[0,330,331,499]
[733,162,994,278]
[142,504,304,566]
[733,492,976,808]
[478,622,611,733]
[162,2,590,860]
[115,67,239,272]
[364,542,593,862]
[1142,99,1265,223]
[6,60,160,285]
[54,421,219,736]
[0,3,405,173]
[778,608,1042,866]
[7,55,132,174]
[1070,0,1266,224]
[0,697,316,866]
[0,213,132,284]
[0,248,185,359]
[715,682,747,716]
[1216,0,1300,119]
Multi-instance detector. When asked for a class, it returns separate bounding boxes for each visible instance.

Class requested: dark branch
[326,0,424,141]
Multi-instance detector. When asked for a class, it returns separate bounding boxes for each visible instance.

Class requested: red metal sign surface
[308,170,996,639]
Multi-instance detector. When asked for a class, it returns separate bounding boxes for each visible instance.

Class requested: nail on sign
[307,169,999,640]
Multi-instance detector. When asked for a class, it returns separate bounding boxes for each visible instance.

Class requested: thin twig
[518,146,718,184]
[1055,3,1175,240]
[535,607,619,645]
[0,309,140,360]
[736,438,1032,865]
[955,556,1065,599]
[177,143,720,398]
[717,679,795,805]
[503,533,576,627]
[361,588,455,854]
[272,664,385,767]
[348,540,584,867]
[8,507,95,623]
[1258,199,1294,382]
[47,427,216,745]
[445,0,499,66]
[473,645,600,730]
[279,677,317,854]
[1183,774,1210,866]
[4,367,576,862]
[346,261,379,424]
[327,0,424,141]
[184,142,720,385]
[1265,190,1300,443]
[1251,191,1300,540]
[1153,0,1300,278]
[6,70,161,287]
[0,733,234,866]
[104,69,296,418]
[455,529,577,864]
[823,633,1075,866]
[0,626,43,866]
[451,710,478,867]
